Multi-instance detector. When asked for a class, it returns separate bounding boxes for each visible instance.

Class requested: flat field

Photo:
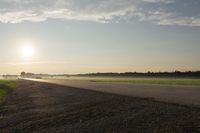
[1,80,200,133]
[49,76,200,86]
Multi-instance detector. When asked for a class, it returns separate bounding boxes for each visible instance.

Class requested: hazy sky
[0,0,200,74]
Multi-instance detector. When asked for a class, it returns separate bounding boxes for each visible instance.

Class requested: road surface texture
[30,79,200,106]
[1,80,200,133]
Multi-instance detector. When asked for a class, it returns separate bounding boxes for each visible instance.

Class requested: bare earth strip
[0,80,200,133]
[29,79,200,106]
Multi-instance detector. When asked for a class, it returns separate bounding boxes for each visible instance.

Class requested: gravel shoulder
[1,80,200,133]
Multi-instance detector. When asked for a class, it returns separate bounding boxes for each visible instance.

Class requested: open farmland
[47,76,200,86]
[28,78,200,106]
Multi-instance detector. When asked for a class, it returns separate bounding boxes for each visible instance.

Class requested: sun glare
[20,44,34,58]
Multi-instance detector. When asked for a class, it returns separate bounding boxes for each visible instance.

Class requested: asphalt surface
[1,80,200,133]
[29,79,200,106]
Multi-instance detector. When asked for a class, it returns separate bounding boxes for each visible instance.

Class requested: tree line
[76,71,200,78]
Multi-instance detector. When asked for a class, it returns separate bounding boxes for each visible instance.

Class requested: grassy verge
[50,76,200,86]
[0,80,17,102]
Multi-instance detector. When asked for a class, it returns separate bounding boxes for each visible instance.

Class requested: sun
[20,43,34,58]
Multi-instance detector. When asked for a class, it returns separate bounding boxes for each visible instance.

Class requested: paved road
[28,79,200,106]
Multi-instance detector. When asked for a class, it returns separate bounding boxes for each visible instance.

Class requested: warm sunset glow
[20,44,34,58]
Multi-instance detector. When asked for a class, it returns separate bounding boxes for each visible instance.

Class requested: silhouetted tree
[21,72,26,77]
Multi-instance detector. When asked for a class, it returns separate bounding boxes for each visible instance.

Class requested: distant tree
[21,72,26,77]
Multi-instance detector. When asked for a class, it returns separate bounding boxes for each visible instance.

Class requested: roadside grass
[51,76,200,86]
[0,80,17,102]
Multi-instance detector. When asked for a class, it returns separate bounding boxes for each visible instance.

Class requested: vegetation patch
[0,80,17,102]
[58,76,200,86]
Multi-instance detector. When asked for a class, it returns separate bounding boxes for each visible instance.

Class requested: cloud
[0,0,137,23]
[157,17,200,27]
[0,0,200,26]
[141,0,174,3]
[134,10,200,27]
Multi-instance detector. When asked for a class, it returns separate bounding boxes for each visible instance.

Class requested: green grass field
[51,76,200,86]
[0,80,17,102]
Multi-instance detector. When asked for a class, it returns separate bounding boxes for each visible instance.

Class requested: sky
[0,0,200,74]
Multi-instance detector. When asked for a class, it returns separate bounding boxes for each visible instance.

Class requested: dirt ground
[0,80,200,133]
